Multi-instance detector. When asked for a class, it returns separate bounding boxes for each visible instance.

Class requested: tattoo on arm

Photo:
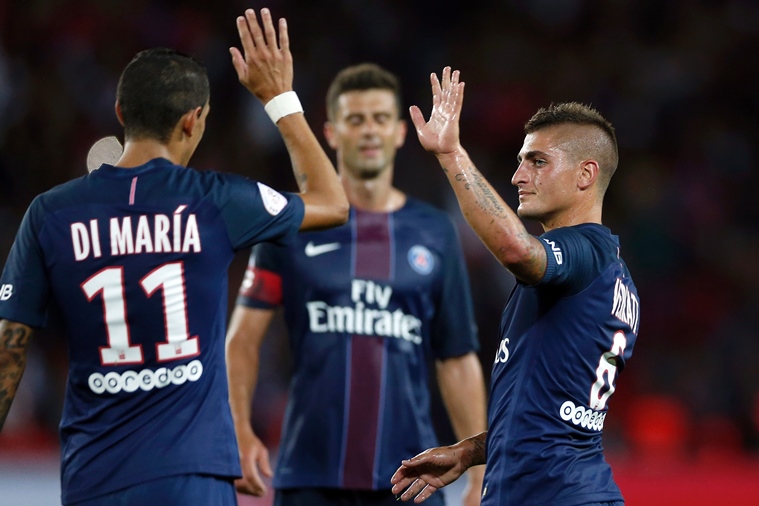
[0,321,33,431]
[469,168,508,217]
[462,432,488,468]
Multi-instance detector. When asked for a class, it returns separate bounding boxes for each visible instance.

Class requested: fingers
[279,17,290,53]
[246,9,267,49]
[396,478,437,503]
[236,13,255,59]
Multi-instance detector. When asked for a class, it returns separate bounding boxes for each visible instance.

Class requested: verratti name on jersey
[70,205,201,261]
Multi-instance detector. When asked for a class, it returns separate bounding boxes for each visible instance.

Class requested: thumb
[259,452,274,478]
[409,105,427,132]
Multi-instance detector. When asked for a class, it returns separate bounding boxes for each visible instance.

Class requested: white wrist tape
[264,91,304,124]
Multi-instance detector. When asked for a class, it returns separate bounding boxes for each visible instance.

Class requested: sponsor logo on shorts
[88,359,203,394]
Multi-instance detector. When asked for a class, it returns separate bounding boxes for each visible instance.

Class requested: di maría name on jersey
[306,280,423,344]
[70,206,201,260]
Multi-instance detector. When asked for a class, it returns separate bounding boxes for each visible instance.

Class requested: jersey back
[237,200,479,490]
[0,159,304,504]
[483,224,639,506]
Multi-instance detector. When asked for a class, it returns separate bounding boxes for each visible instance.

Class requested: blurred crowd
[2,0,759,465]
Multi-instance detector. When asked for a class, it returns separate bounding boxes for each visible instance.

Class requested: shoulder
[400,198,457,233]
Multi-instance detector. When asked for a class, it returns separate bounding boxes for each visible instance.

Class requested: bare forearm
[226,340,260,435]
[225,307,272,436]
[0,320,32,431]
[436,147,546,283]
[277,114,349,230]
[455,431,488,469]
[437,353,487,443]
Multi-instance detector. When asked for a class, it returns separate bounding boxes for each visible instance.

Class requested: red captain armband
[239,266,282,305]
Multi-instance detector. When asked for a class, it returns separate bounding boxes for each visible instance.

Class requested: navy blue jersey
[0,158,304,504]
[482,224,639,506]
[236,200,479,490]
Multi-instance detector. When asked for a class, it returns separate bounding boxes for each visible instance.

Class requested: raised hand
[409,67,465,157]
[230,8,293,103]
[390,445,468,503]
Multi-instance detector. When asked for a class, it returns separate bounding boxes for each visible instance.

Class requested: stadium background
[1,1,758,504]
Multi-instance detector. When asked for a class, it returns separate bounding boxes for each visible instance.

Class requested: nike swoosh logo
[305,241,341,257]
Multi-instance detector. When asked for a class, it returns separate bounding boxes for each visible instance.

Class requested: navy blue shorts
[274,487,446,506]
[68,474,237,506]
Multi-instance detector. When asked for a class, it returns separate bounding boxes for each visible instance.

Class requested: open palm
[409,67,465,156]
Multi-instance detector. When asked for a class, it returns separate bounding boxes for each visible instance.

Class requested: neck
[340,165,405,213]
[541,201,603,232]
[115,139,185,168]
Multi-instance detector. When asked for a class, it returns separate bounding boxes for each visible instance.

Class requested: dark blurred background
[2,0,759,504]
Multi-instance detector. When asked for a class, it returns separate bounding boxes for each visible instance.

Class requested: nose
[360,118,379,136]
[512,161,528,187]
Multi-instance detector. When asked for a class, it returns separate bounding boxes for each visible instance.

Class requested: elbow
[333,200,350,225]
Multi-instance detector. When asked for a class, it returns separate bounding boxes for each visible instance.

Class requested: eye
[534,159,547,167]
[346,116,363,126]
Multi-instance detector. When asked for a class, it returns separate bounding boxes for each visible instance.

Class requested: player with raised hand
[226,63,487,506]
[391,68,638,506]
[0,8,347,506]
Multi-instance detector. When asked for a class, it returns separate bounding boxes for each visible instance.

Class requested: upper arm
[298,192,350,231]
[502,234,548,286]
[226,305,275,351]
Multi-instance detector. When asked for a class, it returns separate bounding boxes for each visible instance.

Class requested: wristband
[264,91,304,124]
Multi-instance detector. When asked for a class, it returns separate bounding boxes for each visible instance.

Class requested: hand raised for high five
[409,67,465,157]
[230,8,293,104]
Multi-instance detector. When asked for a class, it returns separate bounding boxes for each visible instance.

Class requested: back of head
[325,63,402,121]
[525,102,619,194]
[117,48,210,143]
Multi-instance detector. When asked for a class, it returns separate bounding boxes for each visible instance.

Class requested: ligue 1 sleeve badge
[408,245,434,275]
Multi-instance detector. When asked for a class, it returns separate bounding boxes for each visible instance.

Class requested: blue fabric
[68,474,237,506]
[483,224,638,506]
[0,158,304,504]
[237,200,479,490]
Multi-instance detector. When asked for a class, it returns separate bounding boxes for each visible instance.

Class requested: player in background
[0,8,348,506]
[226,63,487,506]
[390,69,639,506]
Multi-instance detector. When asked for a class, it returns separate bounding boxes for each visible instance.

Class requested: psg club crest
[408,245,434,275]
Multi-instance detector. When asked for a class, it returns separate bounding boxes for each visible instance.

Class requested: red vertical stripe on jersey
[129,177,137,205]
[342,210,390,489]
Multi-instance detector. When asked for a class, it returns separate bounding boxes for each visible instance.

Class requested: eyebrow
[517,150,550,163]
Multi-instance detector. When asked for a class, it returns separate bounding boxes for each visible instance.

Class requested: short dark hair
[116,48,210,142]
[525,102,619,191]
[326,63,402,121]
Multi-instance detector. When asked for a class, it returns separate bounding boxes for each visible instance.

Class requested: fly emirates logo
[306,279,422,344]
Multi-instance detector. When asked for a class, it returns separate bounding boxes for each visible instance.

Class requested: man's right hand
[235,429,274,496]
[230,8,293,104]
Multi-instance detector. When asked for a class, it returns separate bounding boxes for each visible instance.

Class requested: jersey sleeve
[235,242,285,309]
[430,218,480,360]
[214,174,305,251]
[537,226,609,295]
[0,198,51,327]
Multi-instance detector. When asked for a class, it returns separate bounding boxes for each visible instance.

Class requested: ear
[578,160,599,191]
[180,107,203,137]
[114,101,125,127]
[394,119,408,149]
[324,121,338,150]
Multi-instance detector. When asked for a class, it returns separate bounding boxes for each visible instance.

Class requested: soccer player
[0,8,348,506]
[226,63,487,506]
[390,68,639,506]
